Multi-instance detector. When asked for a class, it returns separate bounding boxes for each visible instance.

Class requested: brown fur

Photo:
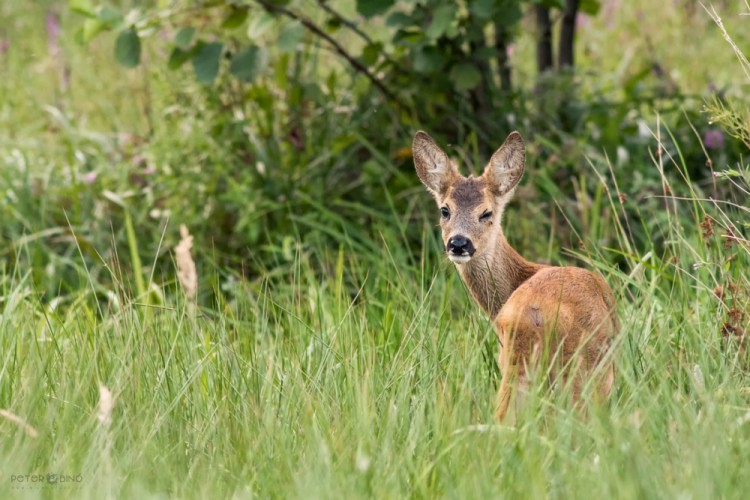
[413,130,619,422]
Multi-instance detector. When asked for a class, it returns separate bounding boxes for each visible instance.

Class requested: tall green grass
[2,150,749,498]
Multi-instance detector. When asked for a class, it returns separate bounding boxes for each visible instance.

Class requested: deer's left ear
[483,131,525,197]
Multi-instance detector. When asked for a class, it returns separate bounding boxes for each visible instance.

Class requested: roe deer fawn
[412,130,619,421]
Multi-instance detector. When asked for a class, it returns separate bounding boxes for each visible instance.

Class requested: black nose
[447,236,475,256]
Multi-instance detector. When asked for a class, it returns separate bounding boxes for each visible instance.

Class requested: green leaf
[168,47,194,70]
[412,46,446,73]
[69,0,97,18]
[97,6,122,25]
[114,28,141,68]
[580,0,601,15]
[449,63,482,91]
[393,29,425,46]
[471,0,496,19]
[174,27,196,49]
[425,5,454,40]
[222,6,249,29]
[361,42,382,66]
[386,12,412,27]
[192,42,224,84]
[229,46,267,83]
[495,2,523,29]
[277,21,304,53]
[356,0,394,18]
[82,18,107,42]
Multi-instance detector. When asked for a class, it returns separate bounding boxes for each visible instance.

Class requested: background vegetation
[1,0,749,498]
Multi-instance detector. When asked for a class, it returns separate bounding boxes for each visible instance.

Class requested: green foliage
[449,63,483,91]
[192,42,224,84]
[114,27,140,68]
[357,0,396,18]
[276,20,304,52]
[229,45,267,82]
[57,0,748,278]
[174,27,195,49]
[221,5,249,29]
[63,1,543,132]
[580,0,602,15]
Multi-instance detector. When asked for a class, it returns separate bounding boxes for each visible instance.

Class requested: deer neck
[457,233,542,318]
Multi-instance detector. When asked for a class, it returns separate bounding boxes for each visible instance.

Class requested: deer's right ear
[413,131,458,197]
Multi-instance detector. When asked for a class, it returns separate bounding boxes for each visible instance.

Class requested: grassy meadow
[1,0,750,498]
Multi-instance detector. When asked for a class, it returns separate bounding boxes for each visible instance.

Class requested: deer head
[412,131,525,265]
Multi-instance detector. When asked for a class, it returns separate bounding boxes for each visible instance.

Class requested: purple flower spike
[47,11,60,55]
[704,129,725,150]
[83,172,98,184]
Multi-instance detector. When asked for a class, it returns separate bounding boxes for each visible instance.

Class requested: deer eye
[479,210,493,222]
[440,207,450,219]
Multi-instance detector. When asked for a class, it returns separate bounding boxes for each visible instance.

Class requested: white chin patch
[448,254,471,264]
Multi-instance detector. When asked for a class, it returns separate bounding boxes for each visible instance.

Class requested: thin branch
[316,0,403,73]
[254,0,406,108]
[317,0,374,45]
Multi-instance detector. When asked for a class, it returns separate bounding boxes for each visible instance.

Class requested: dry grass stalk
[703,3,750,81]
[97,385,115,428]
[175,224,198,315]
[0,409,39,438]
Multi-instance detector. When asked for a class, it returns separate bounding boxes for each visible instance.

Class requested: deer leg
[495,367,515,421]
[495,332,521,422]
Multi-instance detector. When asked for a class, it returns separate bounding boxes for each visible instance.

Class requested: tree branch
[316,0,374,45]
[254,0,405,109]
[316,0,405,76]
